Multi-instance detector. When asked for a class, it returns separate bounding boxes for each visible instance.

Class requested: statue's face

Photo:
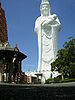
[41,4,49,16]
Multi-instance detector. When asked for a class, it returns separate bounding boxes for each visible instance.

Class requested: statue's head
[40,0,51,16]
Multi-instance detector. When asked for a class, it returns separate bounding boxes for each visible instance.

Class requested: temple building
[0,2,27,83]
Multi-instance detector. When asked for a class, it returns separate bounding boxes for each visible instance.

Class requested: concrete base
[0,73,1,82]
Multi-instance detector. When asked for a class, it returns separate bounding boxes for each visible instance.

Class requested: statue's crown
[40,0,50,10]
[41,0,49,4]
[42,0,48,2]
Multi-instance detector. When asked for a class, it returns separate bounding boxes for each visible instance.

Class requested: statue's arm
[55,17,61,31]
[34,18,40,34]
[42,14,60,26]
[34,22,38,34]
[48,14,61,31]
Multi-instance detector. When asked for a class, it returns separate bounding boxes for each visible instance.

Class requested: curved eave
[0,49,27,61]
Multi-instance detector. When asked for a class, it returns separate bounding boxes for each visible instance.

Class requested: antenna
[0,0,1,5]
[0,0,7,11]
[3,0,5,9]
[0,0,5,9]
[2,0,8,20]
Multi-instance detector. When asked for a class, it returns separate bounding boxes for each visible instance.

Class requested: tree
[51,38,75,80]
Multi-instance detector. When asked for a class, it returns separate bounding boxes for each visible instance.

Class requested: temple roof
[0,2,8,43]
[0,2,27,62]
[0,49,27,62]
[0,42,27,61]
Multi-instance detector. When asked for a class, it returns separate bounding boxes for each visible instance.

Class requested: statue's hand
[42,21,48,29]
[42,19,52,27]
[52,14,57,20]
[41,14,57,27]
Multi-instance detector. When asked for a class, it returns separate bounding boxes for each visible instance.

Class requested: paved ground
[0,82,75,100]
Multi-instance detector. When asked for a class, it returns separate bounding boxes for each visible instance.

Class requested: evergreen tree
[51,38,75,80]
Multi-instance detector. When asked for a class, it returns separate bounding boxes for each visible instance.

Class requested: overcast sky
[0,0,75,72]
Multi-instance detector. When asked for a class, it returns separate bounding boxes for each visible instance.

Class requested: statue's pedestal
[35,71,52,83]
[35,73,43,84]
[0,73,1,82]
[35,70,60,83]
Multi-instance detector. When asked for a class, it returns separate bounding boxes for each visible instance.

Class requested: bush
[45,77,75,84]
[60,78,75,83]
[45,79,52,84]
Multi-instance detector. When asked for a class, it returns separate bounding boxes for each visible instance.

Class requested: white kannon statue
[34,0,61,80]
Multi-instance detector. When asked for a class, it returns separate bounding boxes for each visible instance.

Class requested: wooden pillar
[2,63,4,82]
[0,60,3,82]
[17,61,21,83]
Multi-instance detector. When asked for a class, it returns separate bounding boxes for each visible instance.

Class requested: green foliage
[61,78,75,83]
[45,79,52,84]
[51,38,75,79]
[45,77,75,84]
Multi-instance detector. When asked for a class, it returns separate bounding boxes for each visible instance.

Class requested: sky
[0,0,75,72]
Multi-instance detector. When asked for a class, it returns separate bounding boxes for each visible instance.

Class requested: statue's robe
[35,14,61,72]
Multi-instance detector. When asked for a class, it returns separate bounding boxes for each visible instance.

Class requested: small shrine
[0,2,27,83]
